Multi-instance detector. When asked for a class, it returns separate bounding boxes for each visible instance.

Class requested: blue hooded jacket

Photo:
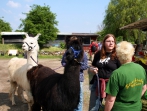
[61,52,88,82]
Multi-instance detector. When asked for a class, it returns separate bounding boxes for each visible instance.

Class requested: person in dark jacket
[61,36,88,111]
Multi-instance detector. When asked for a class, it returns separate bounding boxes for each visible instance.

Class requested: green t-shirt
[105,62,146,111]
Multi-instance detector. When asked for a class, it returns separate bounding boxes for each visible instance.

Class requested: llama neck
[62,64,80,95]
[27,51,38,67]
[64,64,80,81]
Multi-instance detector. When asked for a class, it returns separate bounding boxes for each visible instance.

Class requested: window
[82,36,90,44]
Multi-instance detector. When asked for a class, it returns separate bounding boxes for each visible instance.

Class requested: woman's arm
[142,84,147,96]
[80,52,88,70]
[89,51,100,74]
[104,94,116,111]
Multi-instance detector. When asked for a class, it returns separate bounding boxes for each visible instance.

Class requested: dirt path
[0,59,96,111]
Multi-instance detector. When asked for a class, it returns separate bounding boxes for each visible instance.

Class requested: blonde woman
[105,41,147,111]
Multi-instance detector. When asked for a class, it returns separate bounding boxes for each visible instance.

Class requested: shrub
[59,42,65,49]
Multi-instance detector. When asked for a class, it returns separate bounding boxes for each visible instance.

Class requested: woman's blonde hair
[116,41,134,63]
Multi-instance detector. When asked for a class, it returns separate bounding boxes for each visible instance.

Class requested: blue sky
[0,0,110,33]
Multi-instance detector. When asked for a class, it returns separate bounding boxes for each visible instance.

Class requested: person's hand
[93,67,98,74]
[88,66,98,74]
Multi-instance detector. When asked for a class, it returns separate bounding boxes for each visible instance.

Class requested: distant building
[1,32,27,44]
[1,32,99,51]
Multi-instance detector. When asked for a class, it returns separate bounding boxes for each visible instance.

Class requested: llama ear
[25,33,29,38]
[34,36,39,40]
[34,33,41,40]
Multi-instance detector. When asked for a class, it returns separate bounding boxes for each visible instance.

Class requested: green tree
[19,4,59,48]
[101,0,147,43]
[0,18,12,32]
[15,29,24,32]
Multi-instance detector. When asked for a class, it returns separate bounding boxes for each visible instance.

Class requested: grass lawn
[0,44,65,59]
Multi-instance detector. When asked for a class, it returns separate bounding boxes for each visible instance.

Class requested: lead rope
[30,55,63,70]
[53,59,81,71]
[53,65,63,71]
[30,56,38,65]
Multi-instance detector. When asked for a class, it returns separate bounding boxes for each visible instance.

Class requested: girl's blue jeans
[74,82,83,111]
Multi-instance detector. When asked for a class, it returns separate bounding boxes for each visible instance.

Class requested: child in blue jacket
[61,51,88,111]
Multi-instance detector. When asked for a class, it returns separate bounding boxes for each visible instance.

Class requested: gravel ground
[0,58,96,111]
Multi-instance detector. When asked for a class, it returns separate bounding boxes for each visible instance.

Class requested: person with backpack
[89,40,99,62]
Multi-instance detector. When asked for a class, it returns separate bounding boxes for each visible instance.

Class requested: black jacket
[92,51,121,79]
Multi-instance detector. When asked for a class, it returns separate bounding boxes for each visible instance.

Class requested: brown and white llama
[27,36,84,111]
[7,33,41,111]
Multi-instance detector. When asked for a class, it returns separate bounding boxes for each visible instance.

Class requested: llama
[27,36,84,111]
[7,33,41,111]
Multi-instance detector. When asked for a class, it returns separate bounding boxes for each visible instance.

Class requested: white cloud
[24,0,34,2]
[2,8,12,14]
[7,0,21,8]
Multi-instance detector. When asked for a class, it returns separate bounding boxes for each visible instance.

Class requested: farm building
[0,32,99,51]
[1,32,26,44]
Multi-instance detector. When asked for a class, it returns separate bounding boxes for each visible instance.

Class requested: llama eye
[30,42,33,44]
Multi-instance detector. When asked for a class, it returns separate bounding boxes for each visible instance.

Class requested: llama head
[65,36,84,64]
[22,33,40,52]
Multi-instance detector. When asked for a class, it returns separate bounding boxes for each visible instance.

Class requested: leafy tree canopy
[19,4,59,48]
[0,18,12,32]
[100,0,147,43]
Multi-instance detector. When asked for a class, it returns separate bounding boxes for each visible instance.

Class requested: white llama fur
[8,33,41,111]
